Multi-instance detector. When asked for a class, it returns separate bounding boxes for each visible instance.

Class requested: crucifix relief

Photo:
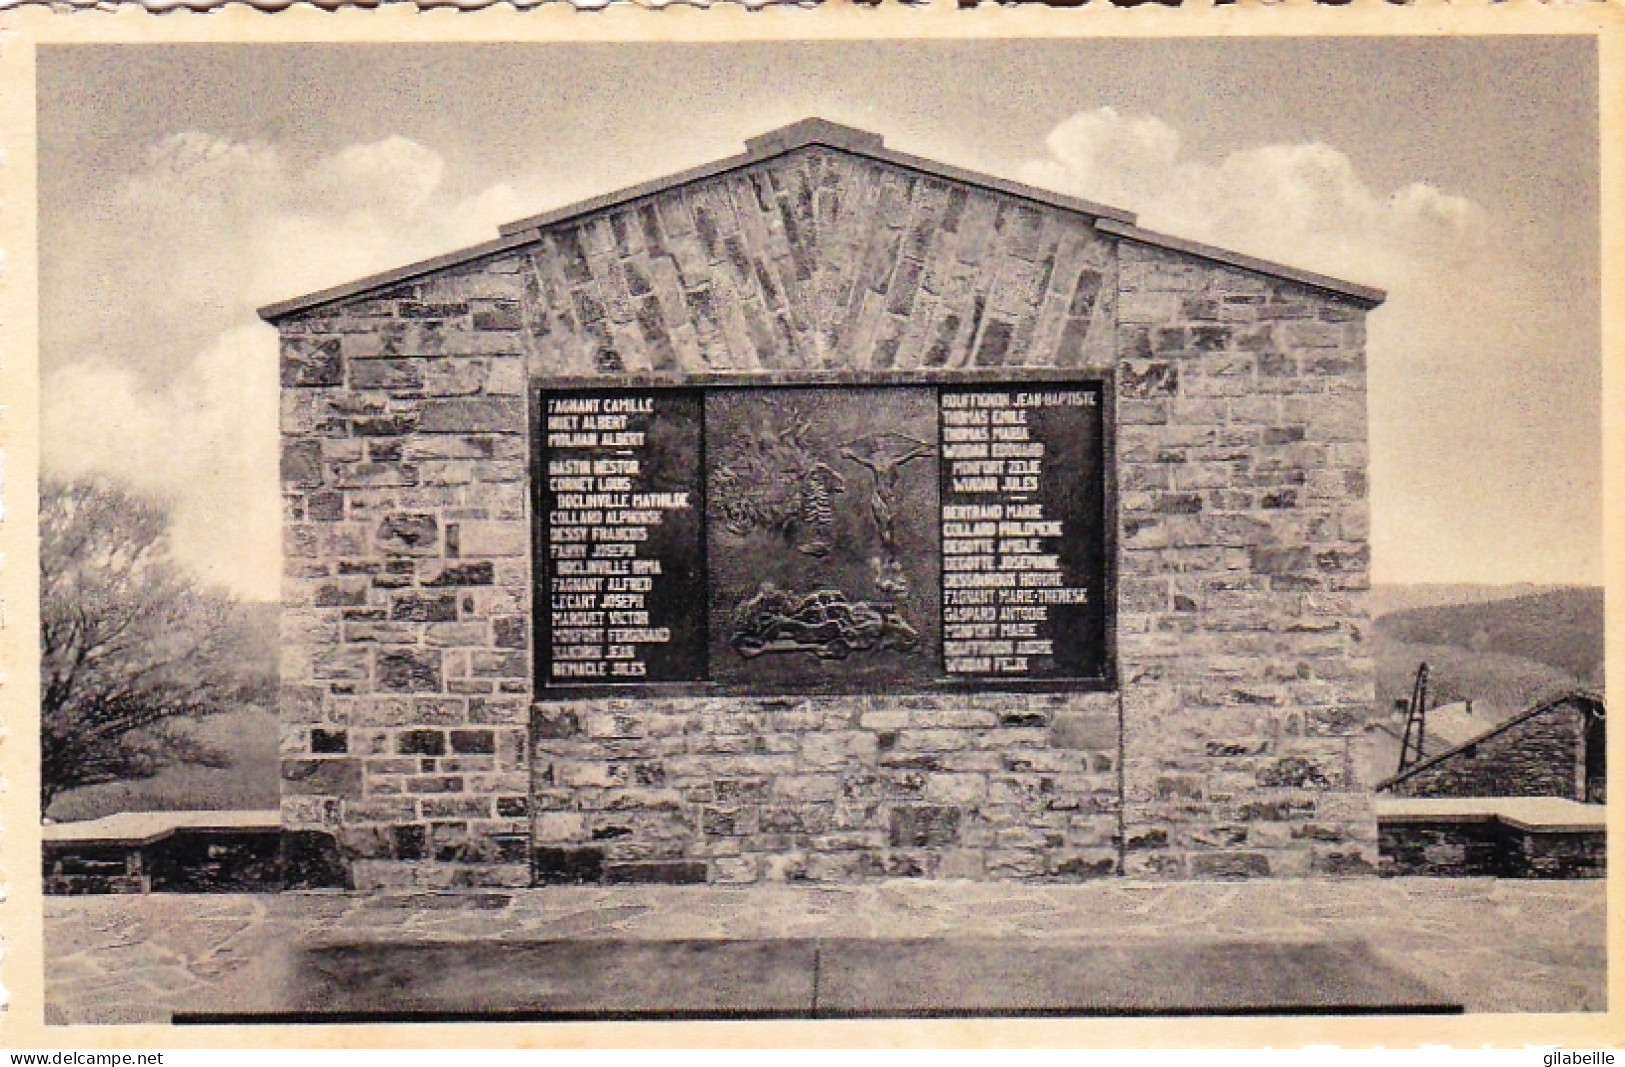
[841,432,934,559]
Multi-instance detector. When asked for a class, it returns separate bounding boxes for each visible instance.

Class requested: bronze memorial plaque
[706,386,942,690]
[534,380,1110,693]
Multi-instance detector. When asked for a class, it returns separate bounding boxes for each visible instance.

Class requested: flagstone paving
[42,877,1606,1024]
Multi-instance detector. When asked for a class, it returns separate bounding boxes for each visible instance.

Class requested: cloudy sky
[38,39,1600,600]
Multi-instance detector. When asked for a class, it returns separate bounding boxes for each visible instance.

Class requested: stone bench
[43,811,345,894]
[1374,797,1606,878]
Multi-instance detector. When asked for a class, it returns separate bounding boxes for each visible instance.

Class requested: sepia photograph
[15,24,1610,1038]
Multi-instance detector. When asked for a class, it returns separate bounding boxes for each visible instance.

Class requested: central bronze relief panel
[706,387,941,689]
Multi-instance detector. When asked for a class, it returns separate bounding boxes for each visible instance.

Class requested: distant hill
[1375,587,1604,685]
[1369,583,1566,618]
[1373,633,1584,721]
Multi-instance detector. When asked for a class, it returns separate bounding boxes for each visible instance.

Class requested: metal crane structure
[1396,661,1431,775]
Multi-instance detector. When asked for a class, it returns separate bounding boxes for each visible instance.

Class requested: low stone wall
[1515,827,1606,879]
[44,830,347,895]
[1378,819,1605,879]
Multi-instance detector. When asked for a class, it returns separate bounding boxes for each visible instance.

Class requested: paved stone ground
[44,878,1605,1025]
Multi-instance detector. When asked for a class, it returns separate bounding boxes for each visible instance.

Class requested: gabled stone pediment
[262,119,1383,378]
[513,141,1119,376]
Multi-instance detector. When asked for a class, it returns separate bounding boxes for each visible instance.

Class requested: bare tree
[40,478,253,812]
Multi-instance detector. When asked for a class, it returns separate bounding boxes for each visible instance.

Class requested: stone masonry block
[452,522,528,558]
[349,359,425,392]
[418,398,526,434]
[391,592,458,623]
[282,338,342,388]
[282,758,363,797]
[1051,709,1119,751]
[376,649,443,693]
[282,440,325,488]
[890,805,962,848]
[375,514,440,555]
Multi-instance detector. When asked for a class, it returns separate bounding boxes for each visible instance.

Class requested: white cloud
[307,135,445,218]
[1022,108,1600,585]
[44,324,282,600]
[1022,108,1489,286]
[99,131,524,331]
[46,133,529,599]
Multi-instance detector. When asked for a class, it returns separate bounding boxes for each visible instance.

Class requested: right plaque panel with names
[938,383,1109,682]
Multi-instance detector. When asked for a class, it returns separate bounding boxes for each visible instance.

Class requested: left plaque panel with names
[538,388,708,686]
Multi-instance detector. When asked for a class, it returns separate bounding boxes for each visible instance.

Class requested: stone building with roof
[1374,692,1605,878]
[1378,691,1606,804]
[261,119,1385,889]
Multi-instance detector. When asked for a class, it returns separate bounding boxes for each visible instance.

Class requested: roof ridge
[493,116,1136,239]
[743,117,885,157]
[1095,218,1385,308]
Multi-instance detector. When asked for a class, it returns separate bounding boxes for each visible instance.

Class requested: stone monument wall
[271,139,1376,887]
